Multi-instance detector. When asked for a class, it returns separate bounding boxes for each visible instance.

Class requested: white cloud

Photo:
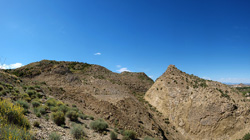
[202,77,211,80]
[117,68,130,73]
[0,63,23,69]
[149,76,154,78]
[94,52,101,55]
[218,78,250,84]
[116,65,121,68]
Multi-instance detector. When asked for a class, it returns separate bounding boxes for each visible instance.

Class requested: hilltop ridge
[145,65,250,140]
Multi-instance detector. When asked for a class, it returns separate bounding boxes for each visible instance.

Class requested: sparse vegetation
[52,111,65,126]
[0,99,31,129]
[90,119,108,132]
[33,121,40,127]
[0,99,33,140]
[71,123,85,139]
[110,131,118,140]
[122,130,136,140]
[67,110,79,121]
[49,132,61,140]
[238,133,250,140]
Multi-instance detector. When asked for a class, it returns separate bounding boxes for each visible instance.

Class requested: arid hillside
[5,60,174,139]
[145,65,250,140]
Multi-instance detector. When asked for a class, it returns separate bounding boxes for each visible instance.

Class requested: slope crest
[145,65,250,140]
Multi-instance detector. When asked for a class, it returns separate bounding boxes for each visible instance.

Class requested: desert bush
[31,100,41,108]
[58,104,69,114]
[45,114,49,121]
[27,90,36,97]
[90,119,108,132]
[89,116,94,120]
[49,132,61,140]
[37,92,43,98]
[0,122,34,140]
[122,136,130,140]
[71,123,85,139]
[52,111,65,126]
[242,133,250,140]
[72,107,79,112]
[46,98,57,107]
[51,106,59,112]
[0,85,3,91]
[39,106,47,114]
[16,100,29,109]
[79,114,88,120]
[110,131,118,140]
[0,89,8,96]
[66,110,79,121]
[0,99,30,129]
[56,100,64,106]
[33,121,40,127]
[122,130,136,139]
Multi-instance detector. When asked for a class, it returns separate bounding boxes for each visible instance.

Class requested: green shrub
[0,123,34,140]
[90,119,108,132]
[33,121,40,127]
[45,114,49,121]
[242,133,250,140]
[58,105,69,114]
[122,136,130,140]
[67,110,79,121]
[72,104,77,107]
[37,92,43,98]
[37,105,47,115]
[0,85,3,91]
[22,93,29,98]
[31,100,41,108]
[0,99,30,129]
[79,114,88,120]
[27,90,36,97]
[71,107,79,112]
[110,131,118,140]
[16,100,29,109]
[0,89,8,96]
[122,130,136,139]
[46,98,57,107]
[36,112,41,117]
[71,123,85,139]
[52,111,65,126]
[51,106,59,112]
[89,116,94,120]
[49,132,61,140]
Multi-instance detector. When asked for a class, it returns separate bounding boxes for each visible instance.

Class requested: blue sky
[0,0,249,83]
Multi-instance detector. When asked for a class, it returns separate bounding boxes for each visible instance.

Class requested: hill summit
[145,65,250,140]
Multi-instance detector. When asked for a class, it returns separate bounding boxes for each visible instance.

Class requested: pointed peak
[168,64,177,69]
[166,64,180,72]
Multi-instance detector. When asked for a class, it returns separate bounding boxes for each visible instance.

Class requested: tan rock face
[145,65,250,140]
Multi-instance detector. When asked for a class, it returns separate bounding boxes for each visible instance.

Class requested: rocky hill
[145,65,250,140]
[2,61,249,140]
[4,60,172,139]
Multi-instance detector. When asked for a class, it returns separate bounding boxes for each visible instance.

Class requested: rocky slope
[5,60,170,139]
[145,65,250,140]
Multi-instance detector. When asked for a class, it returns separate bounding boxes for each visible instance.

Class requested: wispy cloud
[116,65,121,68]
[149,75,154,78]
[117,68,130,73]
[0,63,23,69]
[218,78,250,84]
[94,52,101,55]
[202,77,211,80]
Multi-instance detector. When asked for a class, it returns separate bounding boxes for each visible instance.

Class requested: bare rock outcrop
[145,65,250,140]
